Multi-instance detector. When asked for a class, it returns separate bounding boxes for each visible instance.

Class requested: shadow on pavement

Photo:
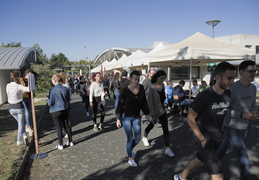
[23,94,259,180]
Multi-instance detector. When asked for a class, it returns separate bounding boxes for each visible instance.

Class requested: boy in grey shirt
[219,60,257,180]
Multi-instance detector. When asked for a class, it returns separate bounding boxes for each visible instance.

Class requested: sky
[1,0,259,62]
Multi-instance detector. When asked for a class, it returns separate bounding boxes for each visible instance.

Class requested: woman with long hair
[116,70,150,167]
[142,70,174,157]
[20,69,34,137]
[59,72,72,139]
[48,73,73,150]
[6,70,30,145]
[89,72,106,131]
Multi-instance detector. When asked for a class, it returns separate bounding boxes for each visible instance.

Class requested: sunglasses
[244,70,257,74]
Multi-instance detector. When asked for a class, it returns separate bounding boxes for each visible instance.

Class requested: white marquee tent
[105,58,117,71]
[113,54,129,69]
[148,42,168,55]
[148,32,255,96]
[91,64,101,73]
[91,60,110,73]
[149,32,255,66]
[125,50,148,67]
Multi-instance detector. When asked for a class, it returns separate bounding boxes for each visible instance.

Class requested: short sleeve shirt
[191,87,231,142]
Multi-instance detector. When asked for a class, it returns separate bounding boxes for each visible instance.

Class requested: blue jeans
[217,126,251,180]
[114,91,120,109]
[122,115,141,158]
[9,108,26,142]
[180,98,193,106]
[22,97,31,127]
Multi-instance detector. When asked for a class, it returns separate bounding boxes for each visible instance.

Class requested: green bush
[31,64,56,95]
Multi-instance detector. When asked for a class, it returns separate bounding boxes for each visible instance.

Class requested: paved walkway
[25,94,259,180]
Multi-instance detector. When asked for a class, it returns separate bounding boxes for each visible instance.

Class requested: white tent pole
[167,66,171,81]
[187,59,193,112]
[189,59,192,97]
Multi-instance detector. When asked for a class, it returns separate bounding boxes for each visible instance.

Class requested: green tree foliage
[49,53,70,67]
[70,60,93,76]
[73,60,91,69]
[33,43,49,65]
[1,42,21,47]
[31,64,56,93]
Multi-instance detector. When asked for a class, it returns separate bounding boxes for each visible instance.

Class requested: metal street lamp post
[205,20,221,38]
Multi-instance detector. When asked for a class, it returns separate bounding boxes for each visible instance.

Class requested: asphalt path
[25,94,259,180]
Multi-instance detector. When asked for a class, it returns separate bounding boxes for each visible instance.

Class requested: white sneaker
[93,124,99,132]
[165,148,175,157]
[66,141,74,147]
[98,123,104,130]
[86,112,90,116]
[142,137,150,146]
[17,141,24,145]
[173,173,187,180]
[56,144,64,150]
[128,159,137,167]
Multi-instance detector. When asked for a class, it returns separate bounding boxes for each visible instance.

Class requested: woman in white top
[6,70,30,145]
[89,72,105,131]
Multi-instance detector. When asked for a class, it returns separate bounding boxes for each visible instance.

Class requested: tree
[49,53,69,67]
[33,43,49,65]
[72,60,93,75]
[1,42,21,47]
[31,64,56,93]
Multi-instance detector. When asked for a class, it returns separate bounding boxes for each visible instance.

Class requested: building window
[171,66,200,80]
[245,45,252,49]
[256,46,259,54]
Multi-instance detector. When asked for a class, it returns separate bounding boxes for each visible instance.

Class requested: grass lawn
[0,99,47,180]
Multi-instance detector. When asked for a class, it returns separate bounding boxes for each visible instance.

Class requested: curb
[14,102,48,180]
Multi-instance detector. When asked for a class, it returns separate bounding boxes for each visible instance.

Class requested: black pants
[51,110,72,145]
[104,87,111,99]
[92,96,105,124]
[144,112,169,147]
[82,95,90,112]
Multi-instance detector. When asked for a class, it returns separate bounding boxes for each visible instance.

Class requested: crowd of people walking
[5,60,258,179]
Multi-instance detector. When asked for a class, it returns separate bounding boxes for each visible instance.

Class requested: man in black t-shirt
[173,62,236,180]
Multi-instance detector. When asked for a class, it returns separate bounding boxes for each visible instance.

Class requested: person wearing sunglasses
[218,60,257,180]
